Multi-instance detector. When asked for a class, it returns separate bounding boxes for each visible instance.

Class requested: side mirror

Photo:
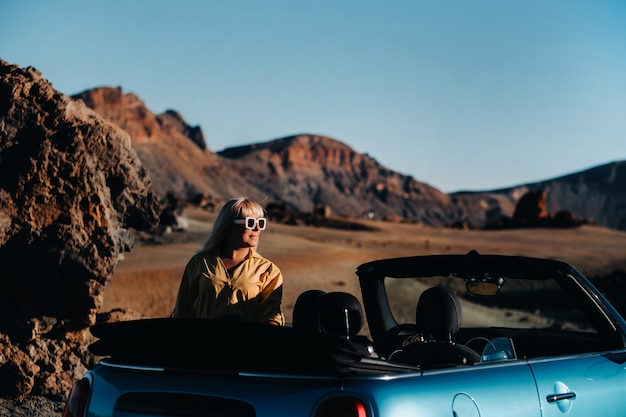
[481,337,517,362]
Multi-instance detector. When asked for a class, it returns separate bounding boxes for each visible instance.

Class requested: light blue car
[63,251,626,417]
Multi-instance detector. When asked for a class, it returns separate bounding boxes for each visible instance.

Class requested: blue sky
[2,1,625,193]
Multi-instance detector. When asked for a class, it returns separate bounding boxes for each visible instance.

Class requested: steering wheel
[373,324,419,359]
[463,336,491,354]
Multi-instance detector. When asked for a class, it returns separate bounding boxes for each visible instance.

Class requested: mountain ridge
[453,160,626,230]
[72,86,626,231]
[218,134,453,222]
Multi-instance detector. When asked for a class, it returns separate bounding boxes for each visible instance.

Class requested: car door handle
[546,392,577,403]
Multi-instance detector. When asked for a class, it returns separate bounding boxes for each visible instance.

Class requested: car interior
[291,268,625,370]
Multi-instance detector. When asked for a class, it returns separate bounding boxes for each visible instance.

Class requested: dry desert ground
[103,207,626,330]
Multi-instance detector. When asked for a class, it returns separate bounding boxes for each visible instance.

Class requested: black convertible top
[356,252,572,281]
[89,318,412,376]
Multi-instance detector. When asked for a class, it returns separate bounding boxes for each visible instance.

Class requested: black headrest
[292,289,327,332]
[415,286,462,336]
[317,292,364,338]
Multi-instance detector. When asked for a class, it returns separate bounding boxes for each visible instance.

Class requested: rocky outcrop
[484,189,592,229]
[0,60,160,399]
[452,161,626,231]
[513,189,550,224]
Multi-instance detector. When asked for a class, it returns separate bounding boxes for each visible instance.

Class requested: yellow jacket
[172,248,285,325]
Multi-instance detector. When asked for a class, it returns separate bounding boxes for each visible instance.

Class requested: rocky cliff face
[219,134,458,224]
[527,161,626,230]
[72,87,254,201]
[451,161,626,231]
[0,60,159,399]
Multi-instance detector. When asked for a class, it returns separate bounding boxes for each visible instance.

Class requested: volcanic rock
[0,59,160,399]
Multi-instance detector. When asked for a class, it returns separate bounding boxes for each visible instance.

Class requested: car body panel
[529,352,626,417]
[344,362,542,417]
[86,364,347,417]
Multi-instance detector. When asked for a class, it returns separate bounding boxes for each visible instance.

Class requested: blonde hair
[200,197,266,253]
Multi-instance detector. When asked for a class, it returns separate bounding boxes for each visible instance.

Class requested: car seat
[317,292,365,339]
[294,290,374,356]
[317,291,375,356]
[389,286,480,368]
[292,289,326,332]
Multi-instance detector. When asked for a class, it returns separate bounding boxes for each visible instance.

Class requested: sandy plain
[103,206,626,330]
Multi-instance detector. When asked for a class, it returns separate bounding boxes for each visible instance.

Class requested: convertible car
[63,251,626,417]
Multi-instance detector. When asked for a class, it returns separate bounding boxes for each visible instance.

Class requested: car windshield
[384,274,597,333]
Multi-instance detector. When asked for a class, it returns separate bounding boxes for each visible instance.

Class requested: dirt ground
[103,206,626,327]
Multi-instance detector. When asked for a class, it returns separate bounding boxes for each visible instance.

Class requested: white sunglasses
[233,217,267,230]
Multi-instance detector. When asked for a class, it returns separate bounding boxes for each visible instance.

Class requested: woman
[171,197,284,325]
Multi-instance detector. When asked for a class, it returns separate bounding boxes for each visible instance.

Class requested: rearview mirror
[465,276,504,296]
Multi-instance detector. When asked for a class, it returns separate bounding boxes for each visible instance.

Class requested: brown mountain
[218,134,459,223]
[73,86,626,231]
[71,87,254,200]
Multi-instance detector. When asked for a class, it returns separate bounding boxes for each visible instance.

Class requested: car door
[529,351,626,417]
[345,360,542,417]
